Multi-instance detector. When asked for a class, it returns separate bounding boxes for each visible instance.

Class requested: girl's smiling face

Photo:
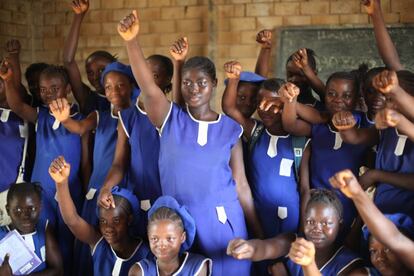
[98,206,131,245]
[103,72,132,109]
[325,78,357,114]
[304,202,341,250]
[148,219,186,262]
[181,69,216,109]
[369,236,406,276]
[7,193,41,235]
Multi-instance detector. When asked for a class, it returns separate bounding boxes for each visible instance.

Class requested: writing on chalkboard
[275,25,414,82]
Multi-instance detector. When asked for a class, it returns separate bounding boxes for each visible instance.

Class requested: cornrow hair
[112,195,133,217]
[307,189,343,220]
[7,182,42,204]
[261,78,285,94]
[40,65,70,86]
[86,50,117,64]
[25,63,49,82]
[148,207,184,231]
[183,56,216,81]
[286,48,317,71]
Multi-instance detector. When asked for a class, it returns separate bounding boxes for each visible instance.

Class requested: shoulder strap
[248,122,265,153]
[291,135,309,180]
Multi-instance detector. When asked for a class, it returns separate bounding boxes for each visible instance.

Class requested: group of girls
[0,0,413,275]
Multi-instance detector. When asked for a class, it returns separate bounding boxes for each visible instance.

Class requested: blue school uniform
[374,128,414,219]
[158,103,250,276]
[138,252,212,276]
[119,100,162,235]
[0,220,49,273]
[0,108,28,191]
[285,246,364,276]
[92,237,150,276]
[248,122,299,238]
[75,108,120,276]
[84,91,111,115]
[30,105,83,275]
[310,112,368,231]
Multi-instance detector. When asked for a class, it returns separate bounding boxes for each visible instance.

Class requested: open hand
[292,48,309,70]
[49,156,71,184]
[49,98,71,123]
[118,10,140,41]
[224,61,242,79]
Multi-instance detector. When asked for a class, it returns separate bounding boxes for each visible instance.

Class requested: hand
[372,70,399,94]
[332,111,357,130]
[0,60,12,82]
[49,156,71,184]
[117,10,140,41]
[259,97,283,114]
[358,169,378,190]
[292,48,309,70]
[256,29,272,49]
[224,61,242,79]
[49,98,71,122]
[226,238,255,260]
[169,37,189,61]
[0,254,12,276]
[71,0,89,14]
[361,0,380,16]
[5,39,21,54]
[374,108,401,129]
[288,238,316,267]
[278,82,300,103]
[329,169,364,199]
[97,187,115,209]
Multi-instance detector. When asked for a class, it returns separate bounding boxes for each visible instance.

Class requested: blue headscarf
[224,71,266,85]
[148,196,196,252]
[362,213,414,242]
[100,62,140,101]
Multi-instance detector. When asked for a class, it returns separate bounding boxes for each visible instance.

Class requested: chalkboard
[275,25,414,82]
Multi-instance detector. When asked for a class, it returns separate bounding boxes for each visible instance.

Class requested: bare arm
[98,121,130,209]
[231,140,264,239]
[1,64,37,123]
[30,225,64,276]
[222,61,255,138]
[282,101,312,137]
[80,130,92,194]
[296,102,327,124]
[363,0,403,71]
[254,30,272,77]
[299,144,311,233]
[128,264,142,276]
[170,37,188,107]
[63,0,91,113]
[5,40,22,88]
[50,157,101,247]
[119,11,170,128]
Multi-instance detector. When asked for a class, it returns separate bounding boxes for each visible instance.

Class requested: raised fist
[278,82,300,103]
[372,70,399,94]
[332,111,357,131]
[5,39,21,54]
[71,0,89,15]
[117,10,140,41]
[49,156,71,184]
[374,108,401,129]
[224,61,242,79]
[169,37,189,62]
[256,29,272,49]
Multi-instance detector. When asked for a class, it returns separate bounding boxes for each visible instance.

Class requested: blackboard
[275,25,414,82]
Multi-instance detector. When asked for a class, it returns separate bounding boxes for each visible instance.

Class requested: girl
[272,71,369,233]
[329,169,414,271]
[0,63,89,275]
[333,70,414,220]
[222,61,301,238]
[64,0,117,114]
[49,156,150,276]
[0,182,62,275]
[113,10,262,276]
[227,189,367,276]
[129,196,211,275]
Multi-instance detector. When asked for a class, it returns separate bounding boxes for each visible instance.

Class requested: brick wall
[1,0,413,109]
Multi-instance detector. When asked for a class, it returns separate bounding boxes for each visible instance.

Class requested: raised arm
[5,40,22,88]
[373,70,414,121]
[375,107,414,142]
[291,48,325,97]
[254,29,272,77]
[226,232,295,262]
[278,83,312,136]
[98,121,130,209]
[49,156,101,247]
[296,102,328,124]
[49,98,97,135]
[299,144,311,232]
[362,0,403,71]
[169,37,188,107]
[63,0,91,113]
[0,61,37,123]
[332,111,379,146]
[118,10,170,128]
[231,140,263,239]
[330,170,414,270]
[222,61,256,138]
